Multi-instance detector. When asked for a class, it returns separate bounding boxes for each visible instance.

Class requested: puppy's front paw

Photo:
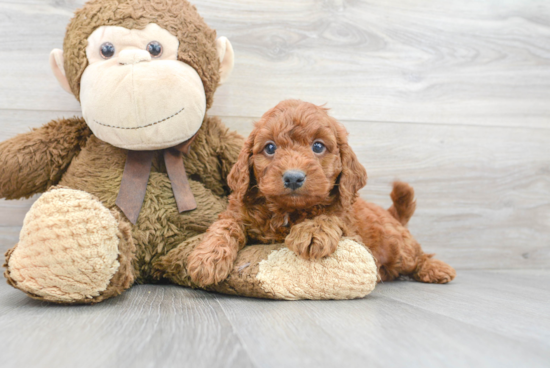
[285,221,341,260]
[187,243,236,287]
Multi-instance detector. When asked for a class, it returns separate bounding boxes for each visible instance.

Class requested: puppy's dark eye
[147,41,163,58]
[312,141,326,154]
[100,42,115,59]
[264,142,277,156]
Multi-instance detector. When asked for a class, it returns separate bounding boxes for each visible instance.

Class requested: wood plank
[0,198,36,227]
[1,1,550,128]
[376,270,550,346]
[214,281,550,368]
[0,283,256,368]
[1,270,549,368]
[4,0,84,7]
[347,120,550,270]
[0,226,20,252]
[1,109,549,269]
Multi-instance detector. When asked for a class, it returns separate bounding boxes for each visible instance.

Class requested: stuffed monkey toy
[1,0,377,303]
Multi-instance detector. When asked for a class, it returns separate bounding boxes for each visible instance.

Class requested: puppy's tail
[387,181,416,227]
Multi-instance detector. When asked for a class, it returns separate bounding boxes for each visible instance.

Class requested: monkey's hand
[198,116,244,195]
[0,117,91,199]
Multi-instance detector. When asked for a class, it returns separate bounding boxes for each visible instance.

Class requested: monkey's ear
[215,37,234,85]
[49,49,72,94]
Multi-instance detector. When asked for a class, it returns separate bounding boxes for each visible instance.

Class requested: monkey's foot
[4,187,135,304]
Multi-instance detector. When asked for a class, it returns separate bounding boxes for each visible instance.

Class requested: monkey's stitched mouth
[91,106,185,130]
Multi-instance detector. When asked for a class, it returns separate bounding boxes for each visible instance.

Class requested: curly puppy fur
[187,100,456,286]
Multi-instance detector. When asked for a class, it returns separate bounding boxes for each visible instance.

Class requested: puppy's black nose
[283,170,306,190]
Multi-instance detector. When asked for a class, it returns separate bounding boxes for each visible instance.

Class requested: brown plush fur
[1,115,241,292]
[0,118,92,199]
[63,0,220,109]
[95,209,137,303]
[187,100,456,286]
[0,1,247,304]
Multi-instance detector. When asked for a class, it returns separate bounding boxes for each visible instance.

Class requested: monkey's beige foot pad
[211,238,378,300]
[5,188,122,303]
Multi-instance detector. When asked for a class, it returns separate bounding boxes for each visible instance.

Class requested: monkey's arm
[0,117,92,199]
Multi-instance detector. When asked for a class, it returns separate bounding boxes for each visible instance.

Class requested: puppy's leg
[285,215,346,260]
[393,232,456,284]
[187,216,246,287]
[355,194,455,283]
[412,254,456,284]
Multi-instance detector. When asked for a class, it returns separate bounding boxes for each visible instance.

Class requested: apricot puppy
[187,100,456,286]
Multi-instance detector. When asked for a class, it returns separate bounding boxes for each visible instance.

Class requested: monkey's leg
[3,187,136,304]
[155,237,378,300]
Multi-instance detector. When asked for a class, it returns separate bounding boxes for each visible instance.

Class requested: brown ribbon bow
[116,136,197,224]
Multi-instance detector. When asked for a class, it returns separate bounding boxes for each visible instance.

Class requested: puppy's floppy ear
[336,123,367,206]
[227,131,256,201]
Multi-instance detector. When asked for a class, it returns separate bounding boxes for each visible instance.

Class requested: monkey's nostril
[283,170,306,190]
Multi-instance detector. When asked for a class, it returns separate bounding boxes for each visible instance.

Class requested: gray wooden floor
[1,1,549,367]
[1,268,548,368]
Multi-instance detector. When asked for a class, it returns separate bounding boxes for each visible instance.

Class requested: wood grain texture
[348,121,550,269]
[0,226,19,252]
[1,0,550,127]
[215,287,550,368]
[0,283,255,368]
[0,268,548,368]
[375,270,550,345]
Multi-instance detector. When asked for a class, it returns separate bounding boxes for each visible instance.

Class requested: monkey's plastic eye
[312,141,326,154]
[264,142,277,156]
[100,42,115,59]
[147,41,163,58]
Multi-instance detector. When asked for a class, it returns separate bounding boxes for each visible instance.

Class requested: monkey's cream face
[77,24,205,150]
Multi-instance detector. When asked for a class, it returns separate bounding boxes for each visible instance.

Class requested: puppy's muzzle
[283,170,306,190]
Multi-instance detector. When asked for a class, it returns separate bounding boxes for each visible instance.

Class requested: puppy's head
[228,100,367,210]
